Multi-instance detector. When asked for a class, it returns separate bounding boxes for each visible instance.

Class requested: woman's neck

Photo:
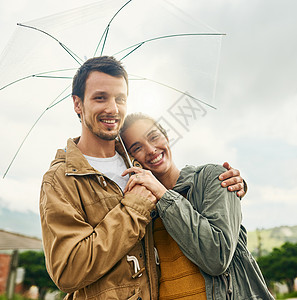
[156,163,180,190]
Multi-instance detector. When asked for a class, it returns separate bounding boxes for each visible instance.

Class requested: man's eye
[116,97,127,103]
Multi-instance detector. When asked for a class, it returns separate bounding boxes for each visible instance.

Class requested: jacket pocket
[85,285,141,299]
[127,287,142,300]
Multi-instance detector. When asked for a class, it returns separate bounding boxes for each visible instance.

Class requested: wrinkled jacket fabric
[40,138,159,300]
[157,164,274,300]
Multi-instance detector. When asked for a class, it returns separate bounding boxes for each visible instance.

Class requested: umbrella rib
[2,85,71,179]
[17,23,84,65]
[47,93,72,109]
[129,74,217,110]
[114,32,226,58]
[0,75,33,91]
[0,68,76,91]
[93,0,133,57]
[100,25,110,56]
[120,43,144,61]
[35,75,73,79]
[3,109,47,179]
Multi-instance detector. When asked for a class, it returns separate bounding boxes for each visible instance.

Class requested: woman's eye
[132,146,142,153]
[150,134,160,141]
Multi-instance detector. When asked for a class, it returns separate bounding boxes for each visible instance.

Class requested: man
[40,56,245,300]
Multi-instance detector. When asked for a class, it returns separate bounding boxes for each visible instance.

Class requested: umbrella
[0,0,224,179]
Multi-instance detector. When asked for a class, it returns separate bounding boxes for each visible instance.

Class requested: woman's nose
[146,143,157,154]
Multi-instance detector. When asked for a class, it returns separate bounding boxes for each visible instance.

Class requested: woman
[121,113,274,300]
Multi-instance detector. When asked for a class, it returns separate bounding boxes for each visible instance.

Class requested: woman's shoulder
[181,163,226,177]
[175,164,225,191]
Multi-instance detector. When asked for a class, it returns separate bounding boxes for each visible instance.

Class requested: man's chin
[95,131,118,141]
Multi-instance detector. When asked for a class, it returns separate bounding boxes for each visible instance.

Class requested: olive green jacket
[157,164,274,300]
[40,138,159,299]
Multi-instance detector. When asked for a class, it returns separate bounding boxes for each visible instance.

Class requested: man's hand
[219,162,247,198]
[125,184,157,204]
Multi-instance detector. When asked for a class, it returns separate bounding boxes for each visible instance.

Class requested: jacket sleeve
[40,175,155,293]
[156,164,242,276]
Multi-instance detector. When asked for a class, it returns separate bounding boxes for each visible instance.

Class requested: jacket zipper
[212,277,216,300]
[222,272,232,300]
[145,222,158,299]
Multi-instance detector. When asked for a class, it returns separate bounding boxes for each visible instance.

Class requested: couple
[40,56,273,299]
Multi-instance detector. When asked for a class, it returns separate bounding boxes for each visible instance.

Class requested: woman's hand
[122,167,167,200]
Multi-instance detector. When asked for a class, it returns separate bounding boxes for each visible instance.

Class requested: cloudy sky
[0,0,296,233]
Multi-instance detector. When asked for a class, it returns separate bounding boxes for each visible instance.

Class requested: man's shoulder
[42,149,66,184]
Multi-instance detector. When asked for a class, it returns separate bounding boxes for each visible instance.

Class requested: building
[0,229,43,298]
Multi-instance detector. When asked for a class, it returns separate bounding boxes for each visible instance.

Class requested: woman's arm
[156,164,242,276]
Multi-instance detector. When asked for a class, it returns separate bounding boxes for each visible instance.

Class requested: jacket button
[150,210,157,218]
[137,297,142,300]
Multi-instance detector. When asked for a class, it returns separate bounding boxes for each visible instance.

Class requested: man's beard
[86,119,119,141]
[95,131,118,141]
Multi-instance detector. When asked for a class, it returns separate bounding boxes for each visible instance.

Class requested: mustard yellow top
[153,217,207,300]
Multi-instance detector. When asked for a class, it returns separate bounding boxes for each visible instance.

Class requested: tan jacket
[40,138,159,299]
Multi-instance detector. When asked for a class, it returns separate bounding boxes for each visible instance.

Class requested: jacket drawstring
[97,175,107,190]
[154,247,160,265]
[127,255,143,278]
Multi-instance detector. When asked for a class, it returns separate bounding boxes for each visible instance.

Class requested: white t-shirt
[84,152,129,192]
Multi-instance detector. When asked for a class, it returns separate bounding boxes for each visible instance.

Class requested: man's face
[74,71,128,141]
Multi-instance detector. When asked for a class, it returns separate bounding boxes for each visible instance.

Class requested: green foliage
[276,291,297,299]
[18,251,57,297]
[257,242,297,292]
[0,294,30,300]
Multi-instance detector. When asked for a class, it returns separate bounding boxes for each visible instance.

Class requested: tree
[257,242,297,292]
[18,251,57,299]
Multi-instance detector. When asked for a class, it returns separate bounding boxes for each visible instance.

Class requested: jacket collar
[55,137,134,176]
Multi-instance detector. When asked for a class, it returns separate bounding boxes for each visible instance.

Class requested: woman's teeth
[150,154,162,164]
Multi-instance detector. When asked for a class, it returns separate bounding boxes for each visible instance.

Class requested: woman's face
[122,119,173,177]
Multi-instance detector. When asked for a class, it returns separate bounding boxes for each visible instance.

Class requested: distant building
[0,229,42,297]
[0,253,11,294]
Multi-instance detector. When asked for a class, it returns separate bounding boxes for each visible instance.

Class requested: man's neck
[77,130,116,158]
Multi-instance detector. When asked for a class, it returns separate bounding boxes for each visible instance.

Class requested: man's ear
[73,95,82,115]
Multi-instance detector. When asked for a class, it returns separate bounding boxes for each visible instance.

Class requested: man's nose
[105,98,119,114]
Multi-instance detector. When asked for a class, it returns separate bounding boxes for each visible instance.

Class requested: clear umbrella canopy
[0,0,223,178]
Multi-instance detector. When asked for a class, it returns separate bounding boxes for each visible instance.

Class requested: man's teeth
[150,154,162,164]
[101,119,116,124]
